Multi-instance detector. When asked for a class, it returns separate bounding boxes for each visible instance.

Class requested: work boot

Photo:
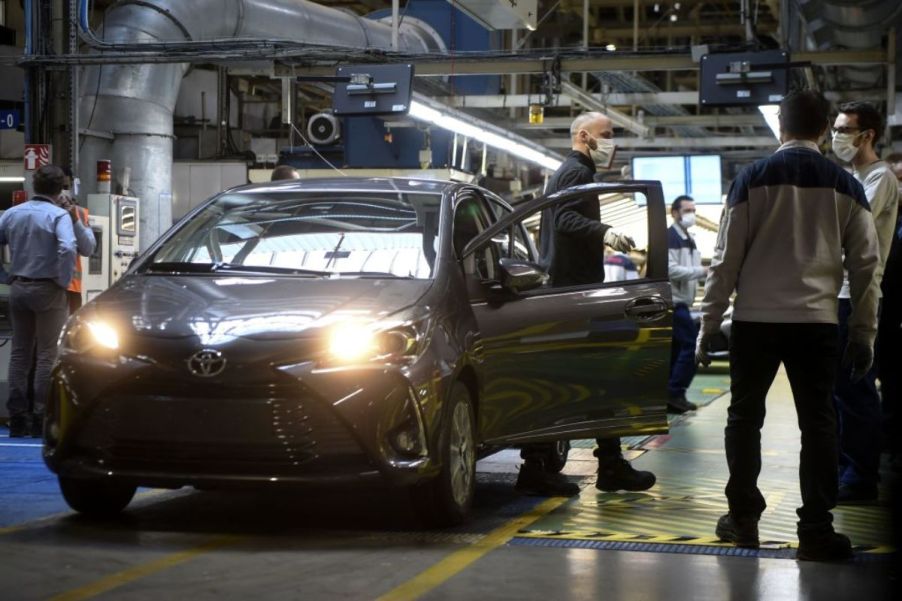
[667,396,698,414]
[515,460,580,497]
[596,458,656,492]
[797,529,853,562]
[715,513,760,548]
[31,413,45,439]
[8,414,29,438]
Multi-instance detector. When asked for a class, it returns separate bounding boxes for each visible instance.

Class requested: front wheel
[541,440,571,474]
[410,382,476,527]
[59,476,136,517]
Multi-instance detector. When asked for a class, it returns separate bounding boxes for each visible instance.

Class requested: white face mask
[588,136,616,169]
[831,132,861,162]
[680,213,696,228]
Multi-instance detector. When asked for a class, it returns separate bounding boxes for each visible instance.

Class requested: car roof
[225,177,462,196]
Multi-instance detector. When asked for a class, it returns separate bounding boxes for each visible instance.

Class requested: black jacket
[538,150,610,286]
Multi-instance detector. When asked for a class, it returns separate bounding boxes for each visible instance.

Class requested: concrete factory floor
[0,367,895,601]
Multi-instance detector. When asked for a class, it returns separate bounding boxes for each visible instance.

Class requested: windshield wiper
[145,262,219,273]
[332,271,417,279]
[144,262,328,277]
[213,263,329,277]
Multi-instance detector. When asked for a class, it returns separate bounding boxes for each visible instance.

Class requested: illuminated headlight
[85,321,119,349]
[326,320,426,365]
[61,316,120,354]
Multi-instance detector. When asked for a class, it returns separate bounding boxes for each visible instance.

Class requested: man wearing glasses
[830,102,900,503]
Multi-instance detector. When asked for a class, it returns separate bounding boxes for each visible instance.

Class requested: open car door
[461,181,671,445]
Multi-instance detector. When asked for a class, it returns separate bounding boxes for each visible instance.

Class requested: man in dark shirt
[516,112,657,497]
[880,154,902,458]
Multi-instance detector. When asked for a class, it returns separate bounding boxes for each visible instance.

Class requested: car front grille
[73,382,372,475]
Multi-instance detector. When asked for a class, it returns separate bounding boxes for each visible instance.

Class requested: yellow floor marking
[0,489,174,536]
[49,535,243,601]
[376,497,568,601]
[701,388,724,394]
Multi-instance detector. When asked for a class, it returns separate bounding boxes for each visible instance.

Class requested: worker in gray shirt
[667,194,707,414]
[0,165,77,438]
[830,101,900,503]
[697,90,879,561]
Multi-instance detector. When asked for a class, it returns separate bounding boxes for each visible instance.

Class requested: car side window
[521,189,651,292]
[453,195,497,281]
[483,197,534,262]
[598,191,649,283]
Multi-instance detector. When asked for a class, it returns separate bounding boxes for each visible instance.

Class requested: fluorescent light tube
[758,105,781,141]
[408,101,562,171]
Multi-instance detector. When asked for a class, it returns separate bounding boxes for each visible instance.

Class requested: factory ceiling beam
[559,80,651,137]
[434,88,886,108]
[22,47,885,70]
[595,23,778,38]
[539,136,778,148]
[514,115,767,129]
[286,49,885,77]
[438,92,701,107]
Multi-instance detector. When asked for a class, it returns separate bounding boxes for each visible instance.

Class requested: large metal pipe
[78,0,440,251]
[797,0,901,86]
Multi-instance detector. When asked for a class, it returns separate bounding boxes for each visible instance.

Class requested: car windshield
[147,189,443,279]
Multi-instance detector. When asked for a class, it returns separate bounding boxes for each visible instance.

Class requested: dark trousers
[726,321,839,533]
[877,293,901,454]
[67,290,83,314]
[834,298,882,490]
[7,281,68,417]
[668,303,699,398]
[522,437,621,464]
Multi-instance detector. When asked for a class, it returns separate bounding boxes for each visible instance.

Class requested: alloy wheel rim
[449,400,474,508]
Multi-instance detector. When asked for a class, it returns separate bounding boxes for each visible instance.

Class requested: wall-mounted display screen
[631,155,723,205]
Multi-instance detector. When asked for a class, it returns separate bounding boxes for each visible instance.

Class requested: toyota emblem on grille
[187,349,227,377]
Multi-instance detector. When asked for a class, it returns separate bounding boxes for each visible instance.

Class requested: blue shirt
[0,197,77,289]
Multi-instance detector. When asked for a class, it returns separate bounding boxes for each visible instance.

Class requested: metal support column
[887,28,896,148]
[391,0,399,51]
[68,0,79,176]
[217,67,227,157]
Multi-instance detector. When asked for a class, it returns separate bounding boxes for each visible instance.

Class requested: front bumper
[44,352,437,489]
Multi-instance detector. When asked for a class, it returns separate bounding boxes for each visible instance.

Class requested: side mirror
[498,258,548,294]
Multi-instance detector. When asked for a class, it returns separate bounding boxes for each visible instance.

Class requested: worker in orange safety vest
[61,167,96,313]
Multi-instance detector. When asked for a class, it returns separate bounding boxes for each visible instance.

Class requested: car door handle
[624,297,669,321]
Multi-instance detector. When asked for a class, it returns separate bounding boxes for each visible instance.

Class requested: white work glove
[604,229,635,253]
[695,331,712,367]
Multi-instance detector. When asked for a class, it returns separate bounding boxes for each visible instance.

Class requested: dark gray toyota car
[44,177,672,525]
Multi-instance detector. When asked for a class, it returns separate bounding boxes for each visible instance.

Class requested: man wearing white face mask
[830,102,899,503]
[667,195,707,414]
[537,111,634,284]
[516,112,655,498]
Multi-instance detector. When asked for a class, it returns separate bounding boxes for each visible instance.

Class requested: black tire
[541,440,571,474]
[59,476,136,517]
[410,382,476,528]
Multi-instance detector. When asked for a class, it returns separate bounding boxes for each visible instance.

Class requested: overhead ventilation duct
[78,0,441,250]
[447,0,538,31]
[796,0,901,87]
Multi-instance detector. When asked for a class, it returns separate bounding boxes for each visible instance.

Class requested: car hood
[87,274,433,343]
